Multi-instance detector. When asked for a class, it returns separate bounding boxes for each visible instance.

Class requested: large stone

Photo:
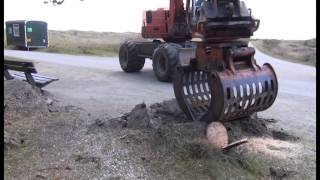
[206,122,229,149]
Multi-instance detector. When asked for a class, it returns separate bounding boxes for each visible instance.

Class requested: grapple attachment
[173,47,278,122]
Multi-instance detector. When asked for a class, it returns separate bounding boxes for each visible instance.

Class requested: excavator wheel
[119,41,145,72]
[152,43,181,82]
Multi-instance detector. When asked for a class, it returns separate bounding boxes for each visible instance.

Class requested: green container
[5,20,48,49]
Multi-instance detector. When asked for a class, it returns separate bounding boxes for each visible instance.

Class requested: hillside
[4,30,316,66]
[4,30,143,57]
[251,39,316,67]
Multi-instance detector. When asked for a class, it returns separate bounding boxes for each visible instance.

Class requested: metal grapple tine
[173,63,278,123]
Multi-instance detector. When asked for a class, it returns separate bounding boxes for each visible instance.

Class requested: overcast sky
[4,0,316,40]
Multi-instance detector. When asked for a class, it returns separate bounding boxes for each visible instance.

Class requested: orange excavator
[119,0,278,123]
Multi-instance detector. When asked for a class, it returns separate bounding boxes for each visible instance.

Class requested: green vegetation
[43,30,143,57]
[4,30,143,57]
[4,30,316,66]
[251,38,316,67]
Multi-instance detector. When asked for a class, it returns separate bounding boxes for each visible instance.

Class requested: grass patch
[4,30,143,57]
[4,29,316,67]
[40,30,143,57]
[251,38,316,67]
[145,122,268,179]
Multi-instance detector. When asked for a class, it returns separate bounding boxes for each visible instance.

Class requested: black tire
[119,41,145,72]
[152,43,181,82]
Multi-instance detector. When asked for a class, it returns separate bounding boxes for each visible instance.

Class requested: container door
[5,22,26,47]
[26,21,48,47]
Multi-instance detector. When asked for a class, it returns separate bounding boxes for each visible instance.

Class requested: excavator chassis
[173,42,278,122]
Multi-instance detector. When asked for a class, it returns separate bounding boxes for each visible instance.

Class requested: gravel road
[4,48,316,146]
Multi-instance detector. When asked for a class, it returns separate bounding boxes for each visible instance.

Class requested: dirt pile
[4,80,303,179]
[97,100,301,178]
[4,80,84,152]
[269,166,298,180]
[4,80,48,118]
[121,100,188,129]
[4,80,93,179]
[4,130,20,150]
[118,99,297,145]
[4,80,49,151]
[123,103,151,129]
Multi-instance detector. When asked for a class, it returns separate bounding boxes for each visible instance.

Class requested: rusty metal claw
[173,46,278,123]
